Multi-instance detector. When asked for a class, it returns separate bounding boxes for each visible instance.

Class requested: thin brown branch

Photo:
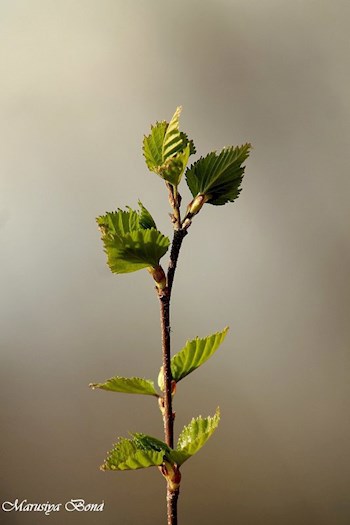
[157,225,188,525]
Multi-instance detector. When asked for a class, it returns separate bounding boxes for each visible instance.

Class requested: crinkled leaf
[101,437,165,471]
[169,327,229,383]
[143,121,167,172]
[138,200,157,230]
[97,202,156,236]
[132,433,171,454]
[90,376,158,396]
[100,226,170,274]
[159,142,191,186]
[97,208,140,236]
[185,144,251,205]
[143,107,195,186]
[162,106,183,162]
[131,434,184,466]
[175,408,220,465]
[180,131,196,155]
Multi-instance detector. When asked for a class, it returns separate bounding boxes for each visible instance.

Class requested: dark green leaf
[185,143,251,205]
[138,200,157,230]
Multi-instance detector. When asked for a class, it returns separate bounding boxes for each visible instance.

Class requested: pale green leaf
[175,408,220,465]
[97,208,140,236]
[170,327,229,382]
[90,376,158,396]
[97,202,156,236]
[162,106,183,161]
[185,144,251,205]
[101,437,165,471]
[102,228,170,274]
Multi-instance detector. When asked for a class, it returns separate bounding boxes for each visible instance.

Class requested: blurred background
[1,1,350,524]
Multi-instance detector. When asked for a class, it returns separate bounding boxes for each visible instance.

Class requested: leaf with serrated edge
[138,200,157,230]
[186,144,251,205]
[170,327,229,382]
[162,106,183,161]
[90,376,158,396]
[102,437,165,471]
[100,227,170,274]
[143,121,167,172]
[97,208,140,237]
[143,108,195,185]
[175,408,220,465]
[159,142,191,186]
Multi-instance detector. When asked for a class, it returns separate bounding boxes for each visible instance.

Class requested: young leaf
[162,106,183,162]
[90,376,158,396]
[143,107,195,187]
[143,120,168,173]
[97,208,140,237]
[185,143,251,206]
[175,408,221,465]
[97,202,156,237]
[132,433,171,454]
[170,327,229,383]
[100,226,170,274]
[101,437,165,471]
[138,200,157,230]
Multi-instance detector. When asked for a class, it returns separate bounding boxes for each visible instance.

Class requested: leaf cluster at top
[143,106,196,187]
[143,106,251,210]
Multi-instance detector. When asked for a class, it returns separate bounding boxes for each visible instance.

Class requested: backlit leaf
[101,437,165,471]
[175,408,220,465]
[170,327,229,382]
[90,376,158,396]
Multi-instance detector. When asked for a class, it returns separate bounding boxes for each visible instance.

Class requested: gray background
[1,1,349,524]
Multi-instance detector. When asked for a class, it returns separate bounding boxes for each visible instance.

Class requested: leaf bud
[148,265,167,290]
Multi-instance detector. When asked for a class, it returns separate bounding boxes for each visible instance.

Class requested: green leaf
[101,228,170,274]
[175,408,221,465]
[180,131,196,155]
[97,202,156,236]
[143,120,168,172]
[132,433,171,454]
[138,200,157,230]
[97,208,140,236]
[131,434,183,467]
[143,107,195,186]
[185,143,251,205]
[170,327,229,383]
[162,106,183,162]
[101,436,165,471]
[90,376,158,396]
[159,142,191,186]
[98,204,170,275]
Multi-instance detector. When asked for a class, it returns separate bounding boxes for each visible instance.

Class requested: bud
[160,461,181,492]
[186,193,209,218]
[148,265,167,290]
